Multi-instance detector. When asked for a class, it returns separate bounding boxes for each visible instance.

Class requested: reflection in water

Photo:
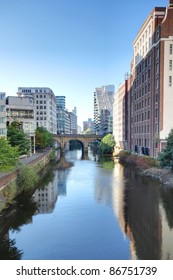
[0,192,38,259]
[1,150,173,259]
[33,172,58,214]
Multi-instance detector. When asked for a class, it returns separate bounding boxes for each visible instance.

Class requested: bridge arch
[53,134,103,155]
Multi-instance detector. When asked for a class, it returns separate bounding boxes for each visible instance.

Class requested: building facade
[0,92,6,137]
[83,118,94,133]
[17,87,57,134]
[113,0,173,157]
[56,96,66,134]
[69,107,77,134]
[94,85,115,135]
[113,80,128,149]
[131,1,173,156]
[6,95,36,152]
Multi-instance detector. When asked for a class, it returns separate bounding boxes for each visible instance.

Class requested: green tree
[7,122,31,155]
[158,129,173,169]
[35,127,53,150]
[0,137,19,171]
[100,134,116,154]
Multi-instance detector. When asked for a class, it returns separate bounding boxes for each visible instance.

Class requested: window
[156,78,159,89]
[170,44,173,55]
[148,69,151,79]
[148,125,150,133]
[156,47,159,58]
[156,63,159,74]
[169,76,172,86]
[148,83,150,92]
[155,108,158,118]
[169,60,172,71]
[148,111,150,119]
[148,97,150,106]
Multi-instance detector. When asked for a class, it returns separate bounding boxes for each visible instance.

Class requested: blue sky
[0,0,168,127]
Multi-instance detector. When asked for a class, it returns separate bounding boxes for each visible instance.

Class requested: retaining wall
[0,150,52,190]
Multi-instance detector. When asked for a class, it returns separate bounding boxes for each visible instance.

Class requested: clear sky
[0,0,168,128]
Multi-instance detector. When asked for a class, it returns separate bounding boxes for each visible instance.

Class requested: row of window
[134,107,158,122]
[136,56,151,75]
[134,97,150,110]
[134,111,150,122]
[134,124,150,134]
[36,117,47,120]
[36,94,47,98]
[36,100,46,104]
[134,83,151,98]
[36,106,47,110]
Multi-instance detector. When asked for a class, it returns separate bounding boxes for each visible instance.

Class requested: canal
[0,149,173,260]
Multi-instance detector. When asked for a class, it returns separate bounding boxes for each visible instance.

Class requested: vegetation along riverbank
[114,150,173,187]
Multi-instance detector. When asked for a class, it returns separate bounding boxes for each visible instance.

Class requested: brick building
[114,0,173,157]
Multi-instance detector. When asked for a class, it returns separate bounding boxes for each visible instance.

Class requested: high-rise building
[17,87,57,134]
[69,107,77,134]
[0,92,6,137]
[83,118,94,132]
[56,96,66,134]
[94,85,114,135]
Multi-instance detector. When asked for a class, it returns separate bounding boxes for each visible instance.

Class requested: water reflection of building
[159,187,173,259]
[122,170,162,260]
[57,169,70,196]
[94,159,163,259]
[33,172,58,214]
[113,164,173,260]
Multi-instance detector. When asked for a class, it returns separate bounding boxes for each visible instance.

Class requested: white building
[0,92,7,137]
[17,87,57,134]
[6,95,36,152]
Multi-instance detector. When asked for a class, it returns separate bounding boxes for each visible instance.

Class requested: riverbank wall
[0,149,55,191]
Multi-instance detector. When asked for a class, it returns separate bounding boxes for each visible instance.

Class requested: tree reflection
[0,235,23,260]
[0,191,38,259]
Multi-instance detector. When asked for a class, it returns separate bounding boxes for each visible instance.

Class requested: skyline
[0,0,168,127]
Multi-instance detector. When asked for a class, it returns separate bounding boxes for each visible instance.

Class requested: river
[0,149,173,260]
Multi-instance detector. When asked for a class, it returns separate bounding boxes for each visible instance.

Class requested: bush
[100,134,116,154]
[158,129,173,169]
[117,149,158,170]
[16,165,39,191]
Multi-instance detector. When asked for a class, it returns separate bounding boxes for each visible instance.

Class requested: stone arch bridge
[53,134,103,154]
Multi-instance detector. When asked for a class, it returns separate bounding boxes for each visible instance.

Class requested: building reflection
[94,157,173,259]
[159,187,173,259]
[57,169,69,196]
[33,172,58,214]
